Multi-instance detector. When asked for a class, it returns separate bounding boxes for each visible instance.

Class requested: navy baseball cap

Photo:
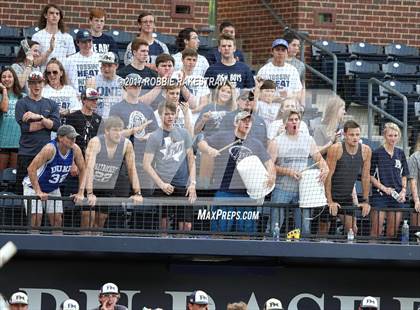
[76,29,93,42]
[272,38,288,49]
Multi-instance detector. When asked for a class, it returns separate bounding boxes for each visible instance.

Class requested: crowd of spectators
[0,4,420,238]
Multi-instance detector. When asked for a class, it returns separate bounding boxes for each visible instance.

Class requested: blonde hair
[321,95,345,138]
[212,81,237,111]
[383,122,401,140]
[276,97,298,119]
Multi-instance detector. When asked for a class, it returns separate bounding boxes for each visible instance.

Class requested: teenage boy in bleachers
[88,8,118,55]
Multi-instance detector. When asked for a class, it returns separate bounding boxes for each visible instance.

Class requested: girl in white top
[32,4,76,69]
[42,58,80,118]
[312,95,346,155]
[172,28,209,77]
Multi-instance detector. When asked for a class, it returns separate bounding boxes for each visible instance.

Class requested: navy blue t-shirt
[219,110,267,147]
[206,47,245,65]
[204,61,255,89]
[75,33,118,55]
[370,145,409,195]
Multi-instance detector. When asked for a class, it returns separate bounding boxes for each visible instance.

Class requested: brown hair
[44,58,68,86]
[104,116,124,131]
[157,101,177,116]
[155,53,175,67]
[15,40,40,64]
[131,38,149,52]
[137,11,154,31]
[89,8,105,19]
[260,79,276,90]
[181,48,198,59]
[218,33,235,46]
[343,120,360,133]
[282,109,301,124]
[0,67,23,98]
[38,4,66,32]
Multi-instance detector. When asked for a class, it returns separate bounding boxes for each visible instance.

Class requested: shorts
[371,194,409,209]
[23,185,63,215]
[320,197,355,223]
[0,148,18,154]
[152,187,193,223]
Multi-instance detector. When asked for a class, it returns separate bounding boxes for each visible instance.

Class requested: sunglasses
[46,70,59,76]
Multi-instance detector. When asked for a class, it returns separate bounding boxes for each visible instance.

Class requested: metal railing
[260,0,338,93]
[367,77,409,155]
[1,194,419,244]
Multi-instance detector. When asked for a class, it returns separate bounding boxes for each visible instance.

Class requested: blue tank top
[24,140,74,193]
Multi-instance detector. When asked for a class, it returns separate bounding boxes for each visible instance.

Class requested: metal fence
[1,194,419,244]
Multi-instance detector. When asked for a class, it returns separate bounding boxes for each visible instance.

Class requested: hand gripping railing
[260,0,338,93]
[367,77,408,155]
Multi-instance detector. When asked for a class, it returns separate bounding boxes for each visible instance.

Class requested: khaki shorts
[23,185,63,215]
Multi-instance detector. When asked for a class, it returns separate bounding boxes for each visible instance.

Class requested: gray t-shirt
[408,151,420,197]
[274,133,317,192]
[95,74,124,118]
[196,103,230,136]
[145,127,192,187]
[285,57,306,82]
[15,96,61,155]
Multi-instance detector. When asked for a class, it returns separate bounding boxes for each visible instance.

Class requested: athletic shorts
[23,185,63,215]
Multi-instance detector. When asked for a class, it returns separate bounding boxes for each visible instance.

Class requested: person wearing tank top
[323,120,372,235]
[267,110,328,236]
[23,125,86,230]
[84,116,143,232]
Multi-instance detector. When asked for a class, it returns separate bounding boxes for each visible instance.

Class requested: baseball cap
[81,88,100,100]
[187,290,209,305]
[360,296,378,309]
[237,89,254,101]
[264,298,283,310]
[100,282,119,295]
[234,111,252,122]
[100,52,119,64]
[76,29,93,42]
[57,124,79,139]
[61,299,79,310]
[28,71,44,82]
[9,292,28,305]
[123,73,143,87]
[272,38,289,49]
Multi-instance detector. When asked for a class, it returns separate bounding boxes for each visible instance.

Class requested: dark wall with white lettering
[1,257,420,310]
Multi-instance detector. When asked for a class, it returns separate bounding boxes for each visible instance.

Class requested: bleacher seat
[0,191,25,227]
[385,43,420,63]
[310,40,349,96]
[348,42,386,62]
[0,168,16,193]
[155,33,177,54]
[343,60,383,106]
[379,80,420,148]
[22,26,40,39]
[382,62,419,81]
[105,29,135,47]
[0,25,22,68]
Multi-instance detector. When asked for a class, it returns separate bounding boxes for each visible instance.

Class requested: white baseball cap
[360,296,378,309]
[100,282,119,295]
[187,290,209,305]
[61,299,79,310]
[9,292,28,305]
[264,298,283,310]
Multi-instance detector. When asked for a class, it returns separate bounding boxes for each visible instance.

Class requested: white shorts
[23,185,63,215]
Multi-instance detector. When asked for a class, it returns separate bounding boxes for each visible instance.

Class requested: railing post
[403,96,408,155]
[332,54,337,93]
[368,80,373,141]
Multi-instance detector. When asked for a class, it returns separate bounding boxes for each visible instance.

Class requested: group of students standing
[0,4,420,238]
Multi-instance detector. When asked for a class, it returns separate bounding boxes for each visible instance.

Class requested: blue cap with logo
[76,29,93,42]
[272,38,289,49]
